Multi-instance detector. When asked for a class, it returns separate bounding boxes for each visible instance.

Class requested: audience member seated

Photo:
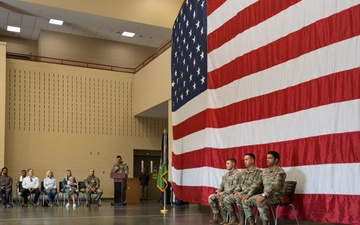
[0,167,13,208]
[63,169,77,208]
[21,168,41,207]
[16,169,26,191]
[43,170,57,207]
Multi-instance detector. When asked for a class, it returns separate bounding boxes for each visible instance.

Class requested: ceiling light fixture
[49,19,63,25]
[7,26,21,33]
[122,31,136,37]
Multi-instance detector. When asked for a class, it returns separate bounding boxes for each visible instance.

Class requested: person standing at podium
[111,155,129,175]
[111,155,129,203]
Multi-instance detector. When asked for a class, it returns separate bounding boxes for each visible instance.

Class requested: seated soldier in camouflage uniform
[242,151,286,225]
[233,153,262,225]
[208,158,241,224]
[84,168,103,206]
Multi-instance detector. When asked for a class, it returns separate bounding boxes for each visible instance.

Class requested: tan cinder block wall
[38,30,157,69]
[0,42,6,167]
[0,36,38,55]
[133,48,171,116]
[5,59,167,198]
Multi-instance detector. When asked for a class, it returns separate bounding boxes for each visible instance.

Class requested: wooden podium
[110,173,127,206]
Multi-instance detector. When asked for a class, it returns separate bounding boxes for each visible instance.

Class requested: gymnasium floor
[0,200,344,225]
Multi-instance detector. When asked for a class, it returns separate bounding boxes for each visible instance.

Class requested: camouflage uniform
[243,165,286,222]
[111,162,128,202]
[111,162,129,175]
[84,175,103,203]
[208,169,241,216]
[234,167,262,222]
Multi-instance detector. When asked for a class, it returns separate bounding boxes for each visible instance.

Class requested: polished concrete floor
[0,200,343,225]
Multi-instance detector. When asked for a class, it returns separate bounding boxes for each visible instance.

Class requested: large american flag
[171,0,360,224]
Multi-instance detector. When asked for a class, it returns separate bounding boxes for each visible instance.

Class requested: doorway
[133,149,161,200]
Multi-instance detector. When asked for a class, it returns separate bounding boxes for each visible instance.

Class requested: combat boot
[246,217,255,225]
[225,215,239,225]
[209,213,223,224]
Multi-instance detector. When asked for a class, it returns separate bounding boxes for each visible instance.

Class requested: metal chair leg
[290,204,300,225]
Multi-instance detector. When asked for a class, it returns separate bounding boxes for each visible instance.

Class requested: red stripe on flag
[207,0,226,16]
[172,131,360,170]
[291,194,360,225]
[172,182,215,205]
[172,183,360,225]
[173,68,360,140]
[208,5,360,89]
[208,0,301,53]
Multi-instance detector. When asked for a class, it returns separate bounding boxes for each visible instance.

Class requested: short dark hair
[267,151,280,162]
[245,153,255,161]
[1,167,8,172]
[117,155,122,159]
[227,158,237,165]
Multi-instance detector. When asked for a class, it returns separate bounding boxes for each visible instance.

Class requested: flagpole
[159,128,169,213]
[160,188,169,213]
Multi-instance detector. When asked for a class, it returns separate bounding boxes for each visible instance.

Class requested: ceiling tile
[21,15,36,27]
[83,26,101,38]
[59,24,74,34]
[7,12,22,27]
[0,0,172,49]
[47,24,62,32]
[30,27,41,39]
[94,28,112,39]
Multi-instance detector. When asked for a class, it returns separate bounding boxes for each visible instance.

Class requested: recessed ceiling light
[122,31,136,37]
[49,19,63,25]
[7,26,21,33]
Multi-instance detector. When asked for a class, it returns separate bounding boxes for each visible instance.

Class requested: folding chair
[58,181,66,206]
[40,181,47,206]
[77,181,86,205]
[270,181,299,225]
[13,181,23,205]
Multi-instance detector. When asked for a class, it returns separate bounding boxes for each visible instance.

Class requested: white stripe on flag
[208,0,360,72]
[207,0,257,34]
[173,99,360,154]
[172,36,360,126]
[172,163,360,195]
[284,163,360,195]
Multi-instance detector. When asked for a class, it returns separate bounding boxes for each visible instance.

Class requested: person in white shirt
[21,168,40,207]
[43,170,57,207]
